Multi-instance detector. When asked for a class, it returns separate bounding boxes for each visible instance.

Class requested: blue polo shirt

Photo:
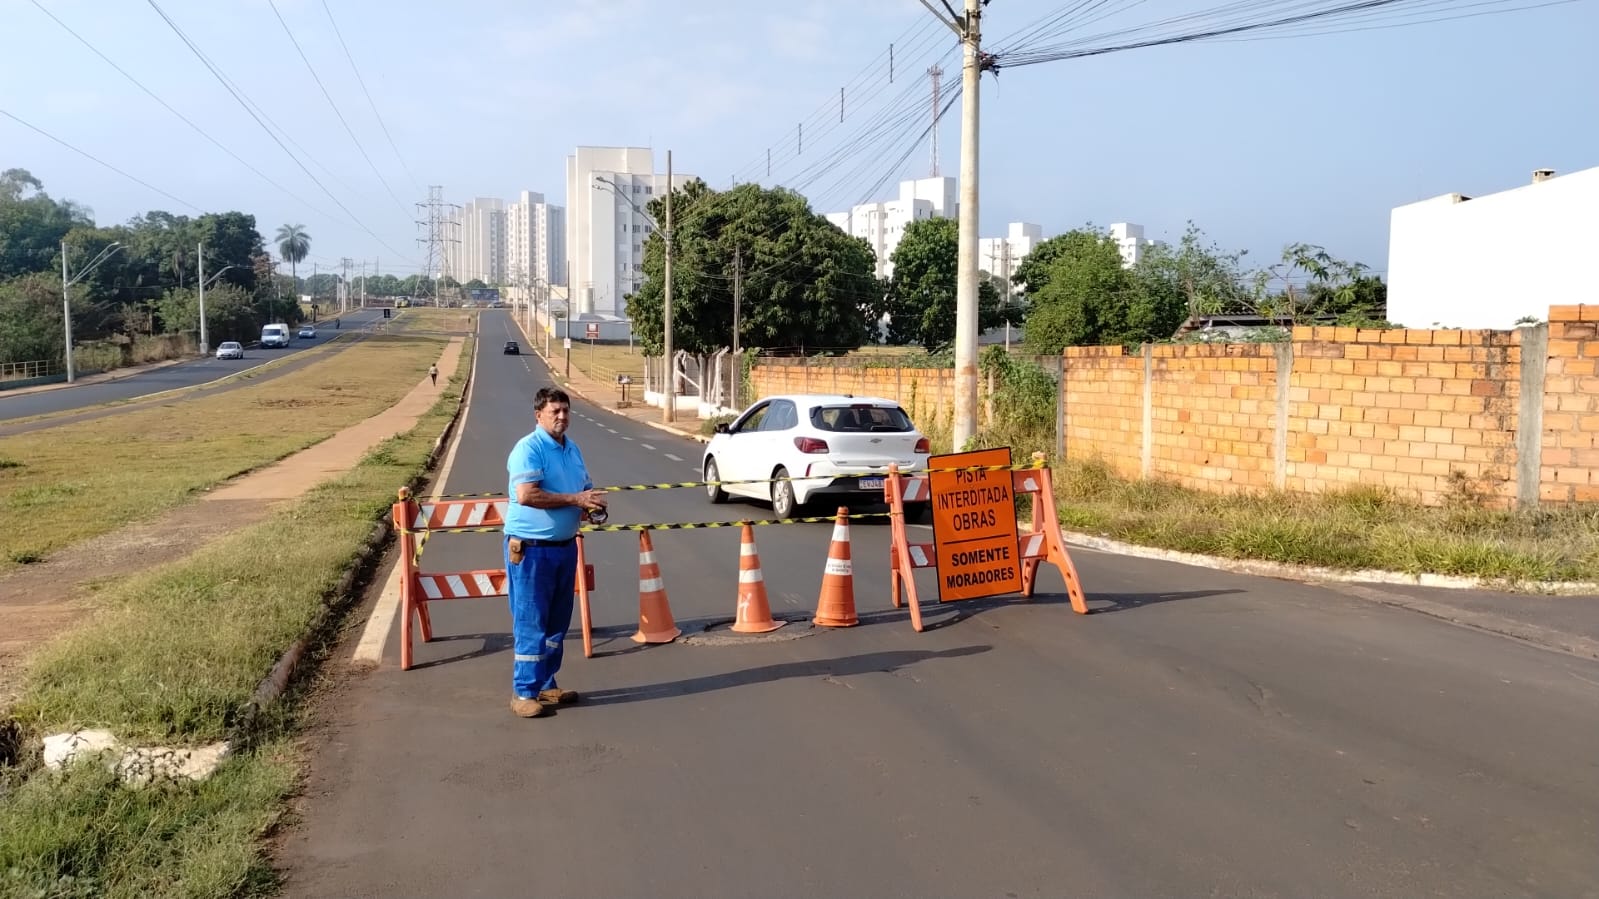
[505,425,593,540]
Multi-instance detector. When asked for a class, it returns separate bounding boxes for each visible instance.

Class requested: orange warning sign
[929,447,1023,601]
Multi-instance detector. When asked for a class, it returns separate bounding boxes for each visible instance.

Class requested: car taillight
[914,437,930,454]
[795,436,829,454]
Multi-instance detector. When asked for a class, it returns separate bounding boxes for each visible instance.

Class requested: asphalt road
[280,311,1599,898]
[0,309,386,424]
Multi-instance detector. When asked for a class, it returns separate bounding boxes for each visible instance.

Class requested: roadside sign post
[927,447,1024,601]
[617,373,633,408]
[884,449,1089,631]
[587,322,599,369]
[564,336,572,378]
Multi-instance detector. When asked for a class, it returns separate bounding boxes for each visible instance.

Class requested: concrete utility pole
[663,149,676,424]
[732,244,743,409]
[952,0,984,451]
[197,242,209,355]
[60,239,123,383]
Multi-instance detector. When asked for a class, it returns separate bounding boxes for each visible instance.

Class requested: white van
[260,324,291,348]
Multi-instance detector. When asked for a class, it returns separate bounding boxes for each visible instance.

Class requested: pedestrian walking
[503,386,607,718]
[428,363,438,386]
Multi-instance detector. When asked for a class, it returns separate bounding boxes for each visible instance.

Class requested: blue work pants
[505,537,577,699]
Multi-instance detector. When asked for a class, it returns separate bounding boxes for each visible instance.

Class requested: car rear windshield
[810,404,914,433]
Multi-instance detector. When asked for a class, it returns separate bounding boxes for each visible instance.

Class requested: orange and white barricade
[390,487,597,670]
[884,451,1088,632]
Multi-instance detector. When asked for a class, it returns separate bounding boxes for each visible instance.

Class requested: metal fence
[0,359,61,383]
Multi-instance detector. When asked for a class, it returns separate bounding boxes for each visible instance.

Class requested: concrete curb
[1056,529,1599,596]
[230,339,475,745]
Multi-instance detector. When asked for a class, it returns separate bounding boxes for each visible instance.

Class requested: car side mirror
[714,422,730,434]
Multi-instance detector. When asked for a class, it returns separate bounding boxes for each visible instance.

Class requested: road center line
[665,453,683,462]
[640,443,654,450]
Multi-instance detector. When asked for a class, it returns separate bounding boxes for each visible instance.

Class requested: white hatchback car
[214,341,244,360]
[702,394,931,520]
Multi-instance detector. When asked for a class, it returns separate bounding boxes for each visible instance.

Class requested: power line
[993,0,1573,67]
[266,0,411,216]
[144,0,416,264]
[27,0,341,225]
[142,0,387,221]
[0,108,202,213]
[319,0,422,195]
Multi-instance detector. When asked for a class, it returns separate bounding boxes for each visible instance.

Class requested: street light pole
[198,241,209,355]
[663,149,676,424]
[60,239,123,383]
[61,244,75,383]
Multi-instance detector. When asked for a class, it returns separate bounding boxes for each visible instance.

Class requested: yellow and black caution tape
[418,459,1046,501]
[401,510,897,561]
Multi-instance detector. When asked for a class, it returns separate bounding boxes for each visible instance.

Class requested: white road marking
[353,314,480,668]
[621,435,633,441]
[665,453,683,462]
[640,443,655,451]
[603,427,616,433]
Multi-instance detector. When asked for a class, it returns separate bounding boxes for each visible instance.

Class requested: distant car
[215,341,244,360]
[503,340,520,355]
[298,326,316,339]
[702,394,932,520]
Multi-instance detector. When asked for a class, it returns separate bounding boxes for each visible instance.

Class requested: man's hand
[575,488,609,511]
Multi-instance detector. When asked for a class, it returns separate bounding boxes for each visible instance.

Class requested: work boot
[511,696,550,718]
[538,687,581,705]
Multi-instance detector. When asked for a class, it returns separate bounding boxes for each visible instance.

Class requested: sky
[2,0,1595,282]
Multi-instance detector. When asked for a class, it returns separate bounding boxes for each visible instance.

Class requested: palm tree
[274,224,311,296]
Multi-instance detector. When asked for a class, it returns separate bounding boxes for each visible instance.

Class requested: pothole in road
[680,613,819,646]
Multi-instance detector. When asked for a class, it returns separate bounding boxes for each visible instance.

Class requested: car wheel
[705,458,728,504]
[771,467,797,519]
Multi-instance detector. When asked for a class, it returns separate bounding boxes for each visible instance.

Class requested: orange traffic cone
[813,506,859,627]
[632,531,681,644]
[732,524,785,634]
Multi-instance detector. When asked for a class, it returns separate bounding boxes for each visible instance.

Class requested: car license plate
[859,477,884,490]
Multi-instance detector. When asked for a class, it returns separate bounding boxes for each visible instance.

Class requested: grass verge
[0,337,472,897]
[0,333,448,572]
[1052,459,1599,584]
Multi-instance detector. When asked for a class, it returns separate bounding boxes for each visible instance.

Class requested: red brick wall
[747,306,1599,505]
[1542,305,1599,503]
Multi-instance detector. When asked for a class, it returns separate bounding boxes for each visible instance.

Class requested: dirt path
[0,338,466,705]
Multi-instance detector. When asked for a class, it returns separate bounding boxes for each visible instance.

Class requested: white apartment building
[565,146,695,317]
[1109,222,1159,268]
[505,190,566,292]
[448,197,506,285]
[1388,165,1595,329]
[978,222,1044,293]
[824,176,957,278]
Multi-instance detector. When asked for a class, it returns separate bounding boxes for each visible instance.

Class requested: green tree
[1022,227,1184,352]
[0,272,65,363]
[1133,222,1251,321]
[1250,243,1385,324]
[274,223,310,292]
[875,217,1012,351]
[463,278,488,291]
[625,180,879,356]
[0,168,93,278]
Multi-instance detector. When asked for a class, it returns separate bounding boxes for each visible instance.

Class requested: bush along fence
[746,305,1599,508]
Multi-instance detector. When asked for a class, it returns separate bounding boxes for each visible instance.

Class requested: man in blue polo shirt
[505,386,608,719]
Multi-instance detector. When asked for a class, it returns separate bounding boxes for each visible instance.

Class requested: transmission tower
[415,186,460,305]
[928,64,943,177]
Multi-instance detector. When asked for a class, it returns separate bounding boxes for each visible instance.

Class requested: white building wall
[456,197,506,284]
[565,147,693,316]
[1388,166,1597,329]
[978,222,1044,287]
[1109,222,1158,268]
[506,190,567,293]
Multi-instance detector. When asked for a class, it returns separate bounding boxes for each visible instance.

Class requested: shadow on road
[406,632,513,670]
[576,645,992,706]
